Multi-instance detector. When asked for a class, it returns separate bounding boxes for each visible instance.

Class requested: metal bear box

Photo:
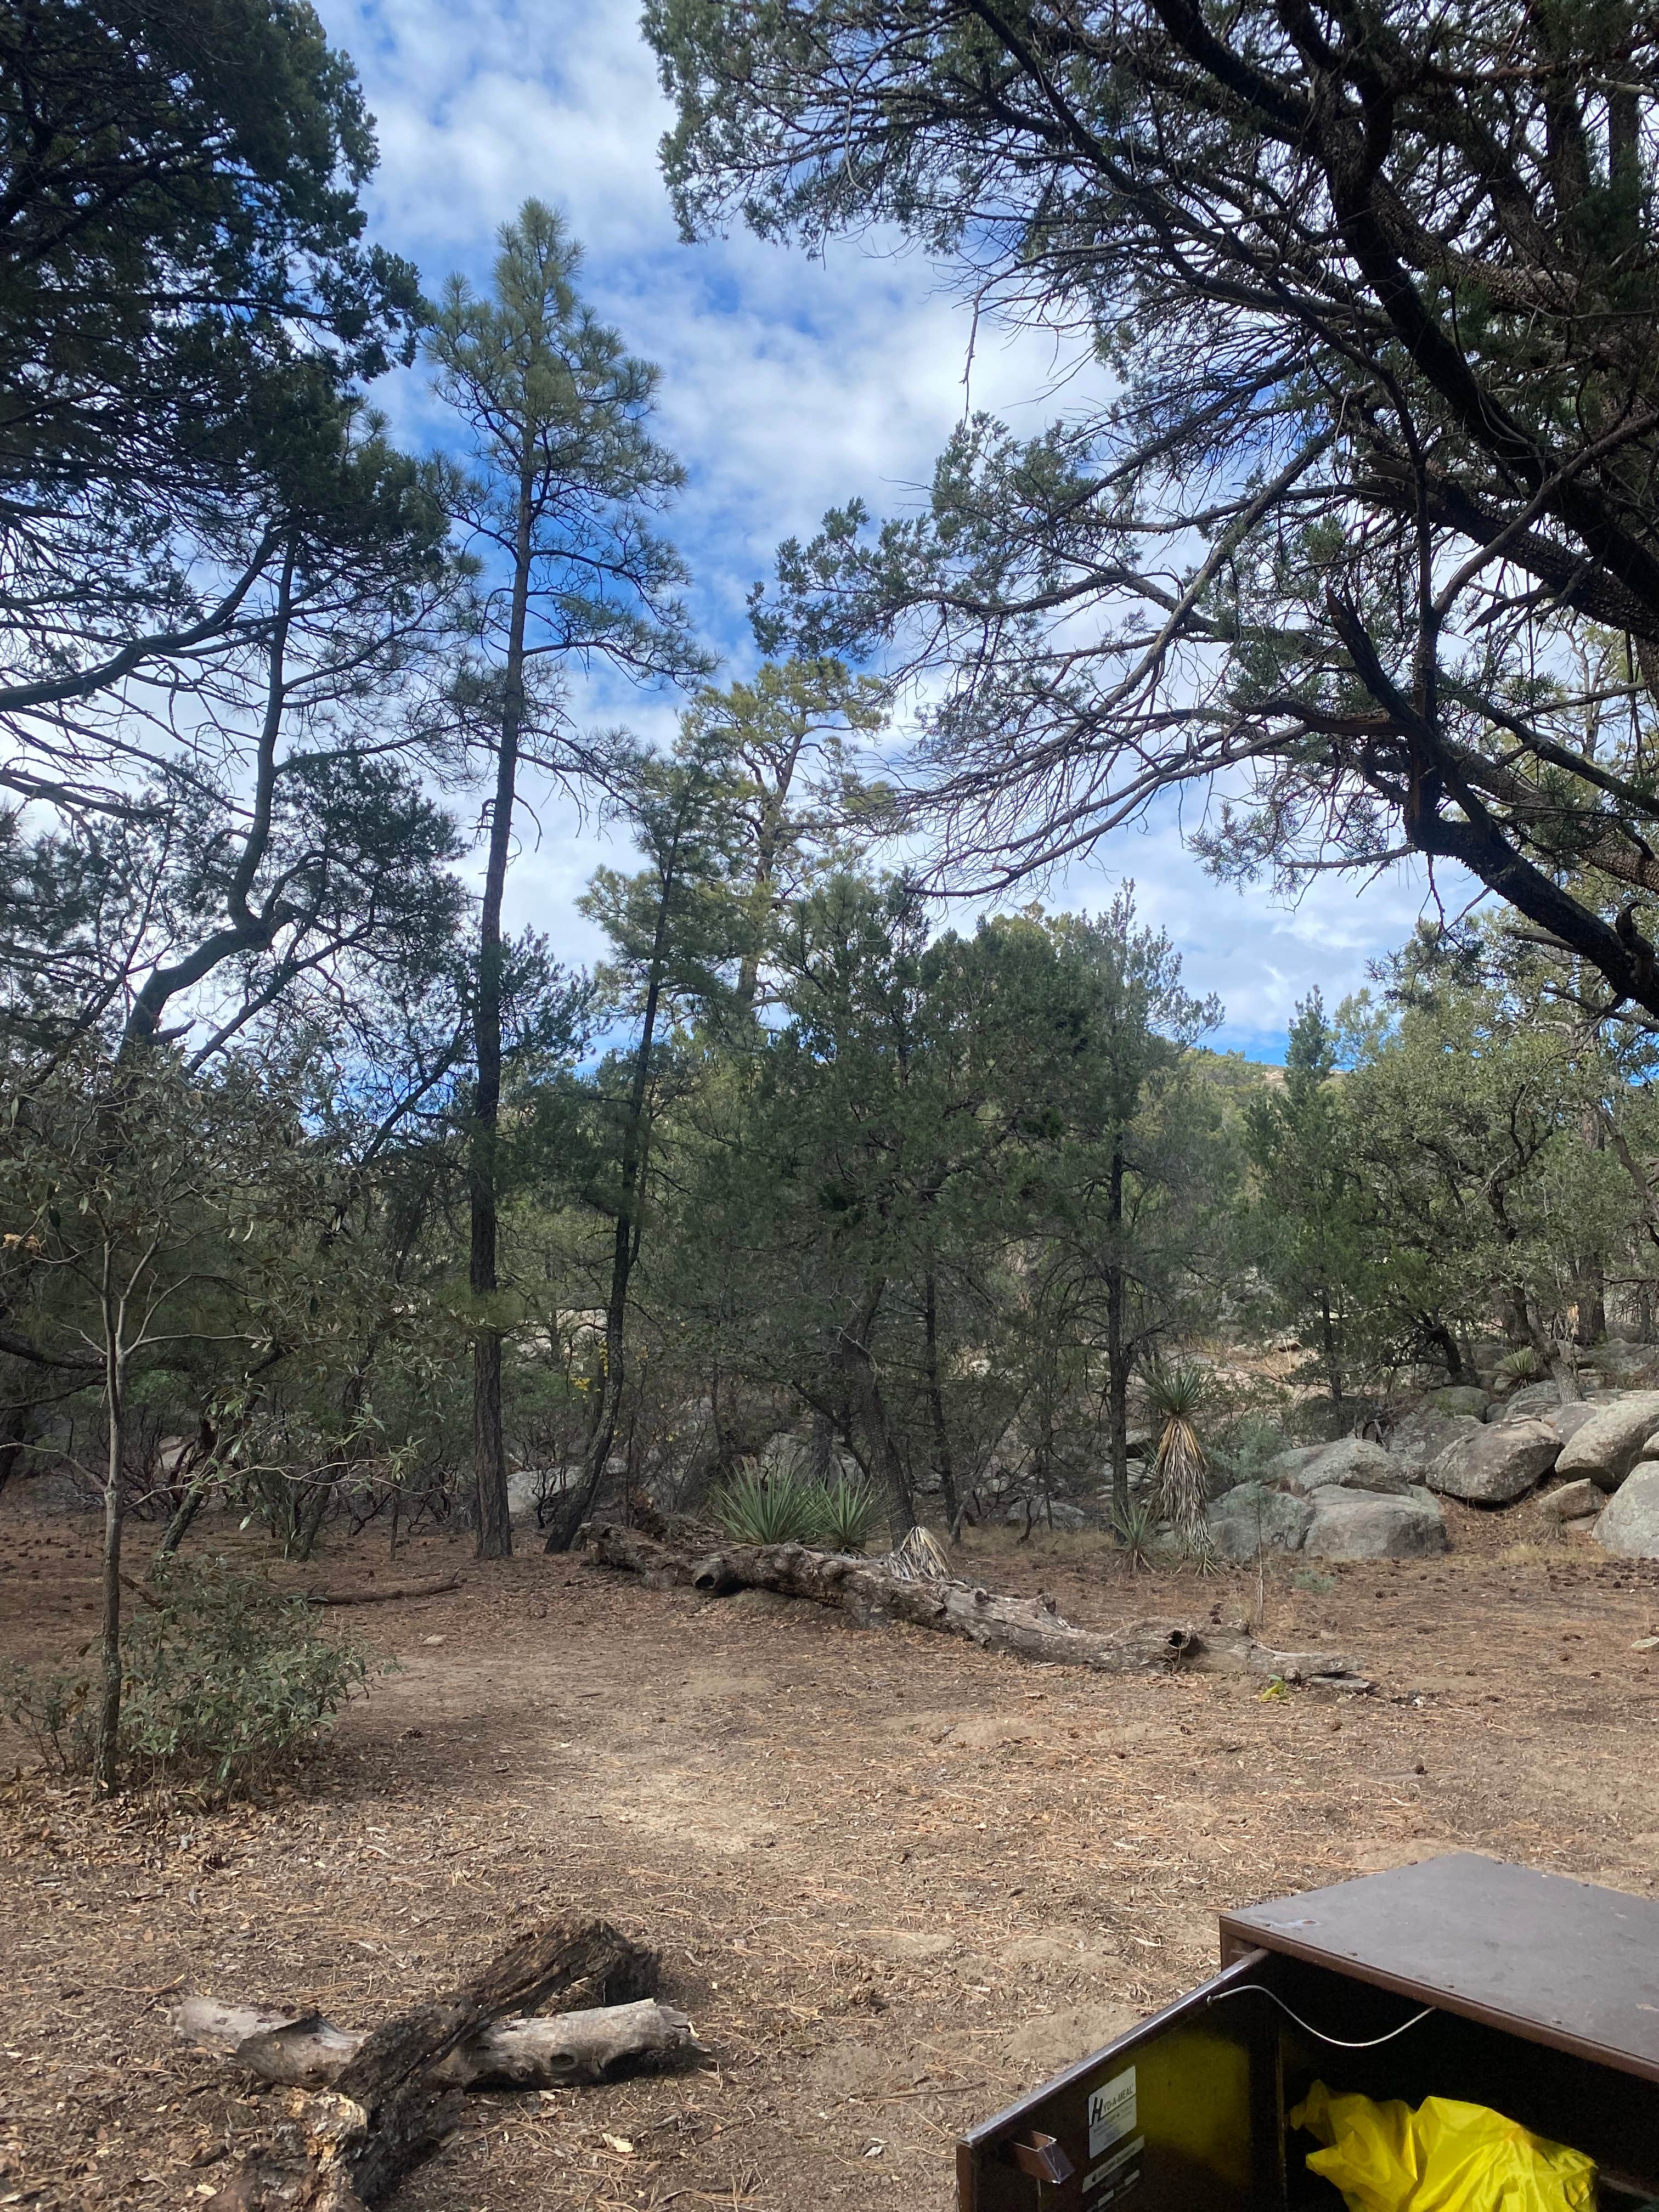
[957,1854,1659,2211]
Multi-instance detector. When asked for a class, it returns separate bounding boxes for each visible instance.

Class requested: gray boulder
[1497,1381,1562,1424]
[1303,1484,1447,1560]
[1553,1391,1659,1492]
[1593,1465,1659,1558]
[1582,1344,1659,1387]
[1262,1442,1334,1487]
[1543,1400,1604,1448]
[1205,1482,1312,1560]
[1427,1385,1489,1419]
[1539,1477,1602,1522]
[1273,1437,1411,1496]
[1387,1410,1482,1477]
[1006,1498,1087,1531]
[1425,1419,1559,1505]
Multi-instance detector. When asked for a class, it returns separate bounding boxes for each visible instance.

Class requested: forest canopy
[7,0,1659,1796]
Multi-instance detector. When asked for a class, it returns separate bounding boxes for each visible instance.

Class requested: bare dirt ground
[2,1489,1657,2212]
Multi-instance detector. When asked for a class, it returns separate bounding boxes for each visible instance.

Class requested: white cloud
[318,0,1449,1058]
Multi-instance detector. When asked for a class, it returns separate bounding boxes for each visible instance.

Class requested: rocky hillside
[1207,1347,1659,1562]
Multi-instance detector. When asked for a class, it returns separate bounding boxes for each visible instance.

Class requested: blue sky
[317,0,1462,1060]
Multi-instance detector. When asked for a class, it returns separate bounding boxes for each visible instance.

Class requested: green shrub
[713,1461,823,1545]
[1110,1496,1161,1573]
[1494,1345,1544,1384]
[1,1563,370,1801]
[713,1458,884,1551]
[812,1475,881,1553]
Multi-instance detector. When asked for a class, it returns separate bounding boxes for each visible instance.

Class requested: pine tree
[427,202,704,1558]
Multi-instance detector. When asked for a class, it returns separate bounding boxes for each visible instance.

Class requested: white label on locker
[1082,2132,1145,2200]
[1087,2066,1137,2157]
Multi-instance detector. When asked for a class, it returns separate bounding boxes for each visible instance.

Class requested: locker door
[957,1949,1279,2212]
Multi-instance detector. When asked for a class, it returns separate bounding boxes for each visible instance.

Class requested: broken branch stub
[592,1523,1365,1686]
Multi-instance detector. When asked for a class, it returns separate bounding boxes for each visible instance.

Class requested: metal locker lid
[1219,1853,1659,2083]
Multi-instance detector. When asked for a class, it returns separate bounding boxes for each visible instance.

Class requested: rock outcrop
[1270,1437,1410,1496]
[1593,1465,1659,1558]
[1303,1485,1447,1559]
[1553,1391,1659,1492]
[1539,1478,1602,1522]
[1425,1419,1559,1505]
[1205,1482,1313,1560]
[1387,1410,1482,1477]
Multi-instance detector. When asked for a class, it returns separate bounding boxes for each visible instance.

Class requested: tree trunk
[920,1266,961,1533]
[470,471,535,1563]
[94,1299,125,1797]
[0,1398,28,1505]
[1320,1288,1344,1408]
[545,862,677,1555]
[837,1285,915,1544]
[1574,1254,1607,1347]
[1104,1136,1131,1529]
[1420,1317,1466,1383]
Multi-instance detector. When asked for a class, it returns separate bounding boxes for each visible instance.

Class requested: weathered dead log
[301,1575,465,1607]
[591,1523,1367,1686]
[175,1994,694,2089]
[200,1915,661,2211]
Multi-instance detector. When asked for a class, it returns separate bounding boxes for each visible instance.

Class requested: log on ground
[199,1914,662,2211]
[590,1523,1366,1686]
[174,1994,695,2089]
[301,1575,465,1606]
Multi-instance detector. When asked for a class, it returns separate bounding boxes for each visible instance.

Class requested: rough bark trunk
[591,1522,1366,1686]
[920,1266,961,1534]
[0,1398,29,1505]
[93,1297,125,1797]
[1320,1288,1344,1408]
[469,468,535,1565]
[201,1917,659,2212]
[174,1995,692,2090]
[1104,1139,1130,1530]
[544,855,676,1555]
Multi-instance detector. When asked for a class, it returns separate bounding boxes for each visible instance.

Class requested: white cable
[1205,1982,1436,2050]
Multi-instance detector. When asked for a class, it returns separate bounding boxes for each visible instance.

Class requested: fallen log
[175,1994,694,2089]
[301,1575,465,1607]
[591,1523,1367,1686]
[199,1914,663,2211]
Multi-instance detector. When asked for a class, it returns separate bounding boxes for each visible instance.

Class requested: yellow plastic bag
[1289,2080,1596,2212]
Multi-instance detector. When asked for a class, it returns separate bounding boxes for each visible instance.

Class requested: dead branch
[174,1994,693,2089]
[198,1915,661,2211]
[590,1523,1366,1686]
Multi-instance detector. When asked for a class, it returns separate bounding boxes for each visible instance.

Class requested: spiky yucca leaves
[1145,1362,1216,1568]
[1495,1345,1543,1384]
[712,1455,884,1552]
[1110,1496,1159,1574]
[815,1476,882,1553]
[713,1461,822,1545]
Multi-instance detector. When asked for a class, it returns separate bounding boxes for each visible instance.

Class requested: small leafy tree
[1243,993,1371,1408]
[0,1048,302,1792]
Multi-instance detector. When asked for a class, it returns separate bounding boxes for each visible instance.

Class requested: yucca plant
[1494,1345,1544,1385]
[713,1461,822,1546]
[1110,1496,1160,1575]
[811,1476,882,1553]
[1144,1361,1217,1568]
